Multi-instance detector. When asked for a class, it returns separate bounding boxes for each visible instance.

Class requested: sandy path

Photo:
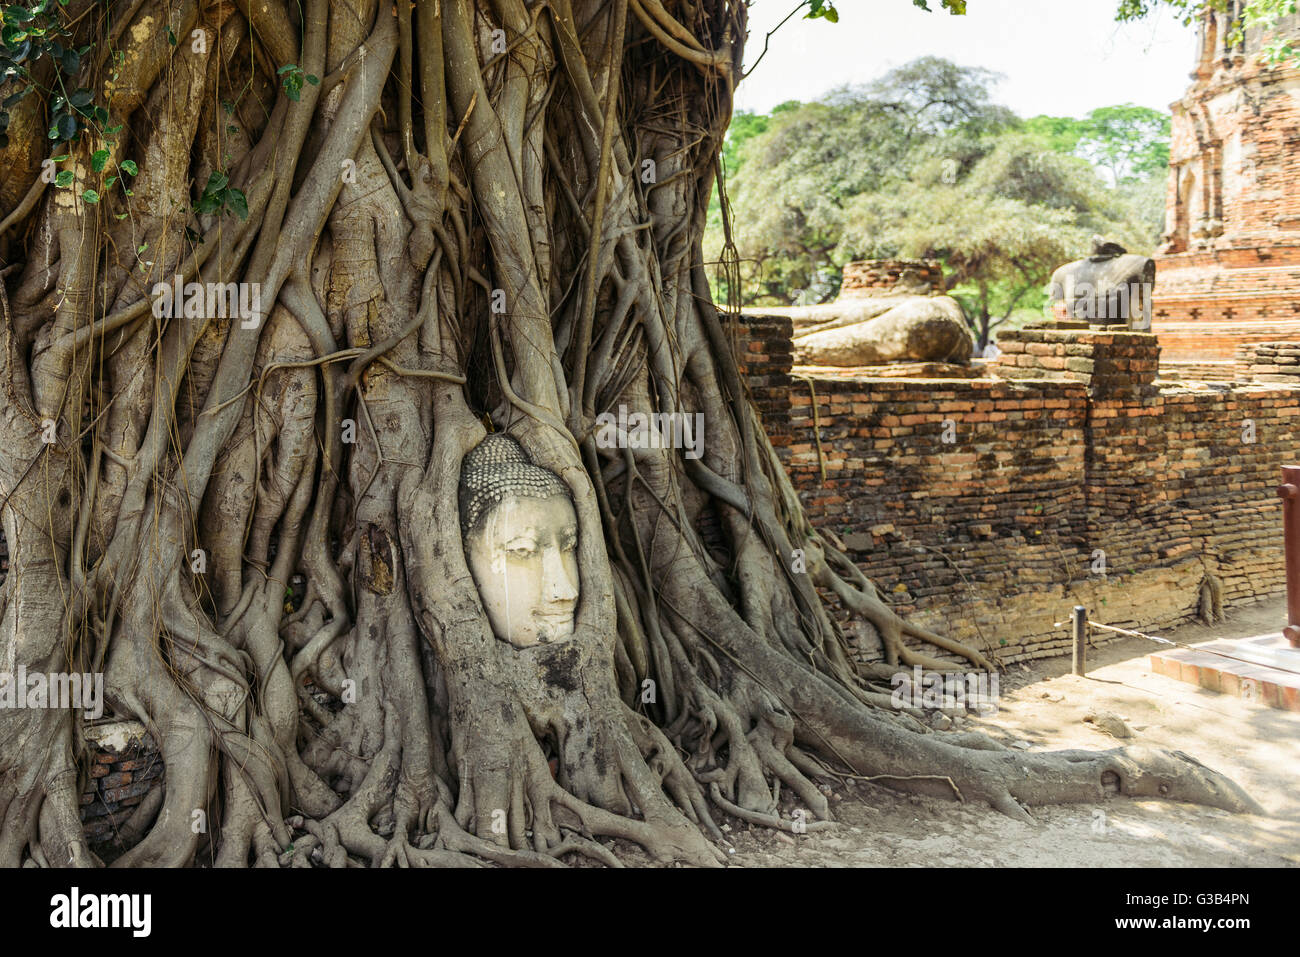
[713,597,1300,867]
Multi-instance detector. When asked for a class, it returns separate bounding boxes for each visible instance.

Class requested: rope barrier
[1053,615,1300,679]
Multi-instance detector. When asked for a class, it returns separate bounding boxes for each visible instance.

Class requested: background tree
[709,57,1166,327]
[710,57,1016,304]
[1025,106,1170,187]
[0,0,1257,869]
[838,135,1155,348]
[1074,104,1170,185]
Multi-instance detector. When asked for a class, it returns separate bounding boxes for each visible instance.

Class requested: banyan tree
[0,0,1258,867]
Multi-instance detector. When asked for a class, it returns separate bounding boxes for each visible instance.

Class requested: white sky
[735,0,1199,119]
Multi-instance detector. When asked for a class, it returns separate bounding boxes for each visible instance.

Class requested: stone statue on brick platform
[760,259,975,367]
[459,434,580,648]
[1049,236,1155,331]
[790,294,974,366]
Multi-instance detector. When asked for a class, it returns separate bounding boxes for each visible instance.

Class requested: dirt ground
[711,597,1300,868]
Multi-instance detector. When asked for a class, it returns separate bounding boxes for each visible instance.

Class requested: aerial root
[708,784,836,834]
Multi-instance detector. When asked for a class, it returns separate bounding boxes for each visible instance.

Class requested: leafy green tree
[710,54,1165,318]
[710,58,1015,304]
[1022,106,1169,185]
[1076,104,1170,185]
[838,135,1153,348]
[1021,115,1089,154]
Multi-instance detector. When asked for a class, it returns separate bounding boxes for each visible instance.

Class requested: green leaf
[137,242,147,253]
[305,74,318,85]
[227,187,248,220]
[2,30,29,54]
[276,63,297,75]
[805,0,838,20]
[105,175,116,187]
[68,88,93,109]
[81,188,99,204]
[54,169,73,187]
[90,148,108,172]
[166,25,176,45]
[120,158,137,175]
[51,112,76,140]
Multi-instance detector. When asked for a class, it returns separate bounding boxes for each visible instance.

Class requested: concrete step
[1150,632,1300,711]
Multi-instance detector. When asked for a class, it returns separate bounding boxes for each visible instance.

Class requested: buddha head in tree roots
[458,434,580,648]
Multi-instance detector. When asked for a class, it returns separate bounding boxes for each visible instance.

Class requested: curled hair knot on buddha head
[458,434,572,538]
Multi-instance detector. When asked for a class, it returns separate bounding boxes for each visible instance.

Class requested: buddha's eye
[560,531,578,551]
[506,540,537,559]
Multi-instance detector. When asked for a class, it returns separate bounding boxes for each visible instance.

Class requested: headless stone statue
[1049,236,1155,331]
[790,294,974,366]
[459,434,580,648]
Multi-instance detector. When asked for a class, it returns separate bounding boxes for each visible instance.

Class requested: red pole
[1279,465,1300,648]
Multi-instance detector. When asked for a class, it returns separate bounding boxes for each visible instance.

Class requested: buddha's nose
[543,546,578,603]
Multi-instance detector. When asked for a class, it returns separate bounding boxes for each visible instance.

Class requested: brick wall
[839,259,944,298]
[80,721,165,851]
[766,329,1300,665]
[734,311,793,442]
[1160,359,1238,382]
[1152,11,1300,360]
[1235,340,1300,384]
[994,329,1159,397]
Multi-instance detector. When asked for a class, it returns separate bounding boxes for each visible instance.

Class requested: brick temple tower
[1153,2,1300,361]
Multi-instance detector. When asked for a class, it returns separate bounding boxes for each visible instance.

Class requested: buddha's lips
[536,613,575,632]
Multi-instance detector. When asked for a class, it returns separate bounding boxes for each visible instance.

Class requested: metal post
[1279,465,1300,648]
[1072,605,1087,676]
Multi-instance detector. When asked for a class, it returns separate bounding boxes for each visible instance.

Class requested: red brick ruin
[1154,1,1300,366]
[729,8,1300,684]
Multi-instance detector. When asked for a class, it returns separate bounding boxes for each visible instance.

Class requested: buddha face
[465,494,580,648]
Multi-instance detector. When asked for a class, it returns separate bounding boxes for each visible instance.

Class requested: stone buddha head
[458,434,580,648]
